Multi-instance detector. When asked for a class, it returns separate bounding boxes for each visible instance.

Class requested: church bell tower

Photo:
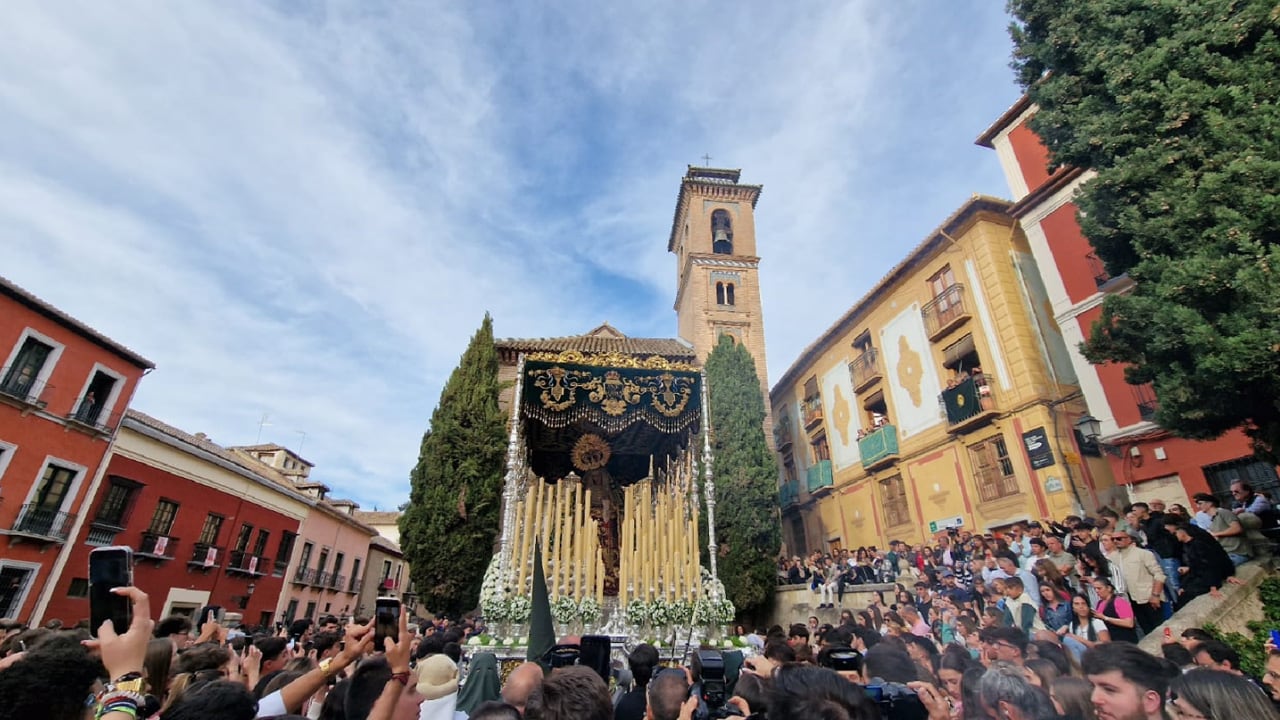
[669,166,774,447]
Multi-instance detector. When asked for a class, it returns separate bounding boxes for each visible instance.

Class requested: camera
[865,682,927,720]
[818,646,863,673]
[690,650,741,719]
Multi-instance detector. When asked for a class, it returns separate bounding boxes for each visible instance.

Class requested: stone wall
[766,583,896,630]
[1138,562,1271,654]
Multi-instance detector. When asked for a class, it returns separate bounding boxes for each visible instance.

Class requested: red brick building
[978,99,1280,508]
[38,411,313,627]
[0,276,153,622]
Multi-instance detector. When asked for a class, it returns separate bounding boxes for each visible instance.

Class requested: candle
[540,478,552,583]
[576,482,585,598]
[557,481,568,593]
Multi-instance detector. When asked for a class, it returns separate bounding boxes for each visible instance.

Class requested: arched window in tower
[715,282,725,305]
[726,282,736,306]
[711,209,733,254]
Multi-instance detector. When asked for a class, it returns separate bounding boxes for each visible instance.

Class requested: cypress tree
[703,335,781,619]
[399,314,507,615]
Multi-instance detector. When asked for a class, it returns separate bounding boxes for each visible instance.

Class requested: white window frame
[71,362,128,424]
[21,456,89,516]
[0,439,17,486]
[0,559,43,619]
[2,328,66,399]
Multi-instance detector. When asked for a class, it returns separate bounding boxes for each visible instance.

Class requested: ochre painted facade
[770,197,1117,554]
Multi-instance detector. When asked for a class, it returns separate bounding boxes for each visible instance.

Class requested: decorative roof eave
[770,195,1015,398]
[1,275,155,369]
[1007,166,1088,219]
[975,94,1035,148]
[666,167,764,252]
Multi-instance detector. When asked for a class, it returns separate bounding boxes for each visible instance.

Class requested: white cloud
[0,1,1021,509]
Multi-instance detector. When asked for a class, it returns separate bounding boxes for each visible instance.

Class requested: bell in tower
[711,209,733,255]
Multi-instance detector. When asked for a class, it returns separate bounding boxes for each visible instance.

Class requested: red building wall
[0,287,150,621]
[1007,122,1054,192]
[42,454,301,627]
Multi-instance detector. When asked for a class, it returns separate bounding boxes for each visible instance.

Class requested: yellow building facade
[770,196,1116,553]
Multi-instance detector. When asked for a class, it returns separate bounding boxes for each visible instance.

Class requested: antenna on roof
[256,413,272,443]
[295,430,307,453]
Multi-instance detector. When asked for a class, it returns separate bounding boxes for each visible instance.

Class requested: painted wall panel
[879,306,943,439]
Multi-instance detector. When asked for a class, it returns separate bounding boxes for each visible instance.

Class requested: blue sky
[0,1,1022,510]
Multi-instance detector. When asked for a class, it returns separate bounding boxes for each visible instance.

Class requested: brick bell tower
[668,166,774,448]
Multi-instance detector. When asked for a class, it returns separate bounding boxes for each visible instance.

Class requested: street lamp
[1074,415,1124,458]
[239,582,256,610]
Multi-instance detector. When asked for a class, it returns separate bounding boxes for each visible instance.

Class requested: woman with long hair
[938,646,979,719]
[1058,593,1110,661]
[883,611,908,636]
[1167,668,1279,720]
[1038,584,1073,633]
[144,637,176,708]
[1050,676,1097,720]
[1091,577,1139,644]
[1033,558,1070,594]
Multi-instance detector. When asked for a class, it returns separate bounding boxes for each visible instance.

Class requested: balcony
[313,570,331,588]
[1085,253,1111,290]
[773,417,794,451]
[0,367,55,412]
[138,531,178,560]
[802,396,824,431]
[227,550,269,576]
[293,567,317,585]
[941,375,998,433]
[380,577,399,594]
[188,543,223,569]
[806,460,834,496]
[779,480,800,508]
[922,285,971,341]
[86,522,124,546]
[330,573,346,590]
[5,504,74,543]
[1131,383,1159,421]
[849,348,883,392]
[66,403,121,438]
[349,578,363,594]
[858,424,900,471]
[273,558,290,577]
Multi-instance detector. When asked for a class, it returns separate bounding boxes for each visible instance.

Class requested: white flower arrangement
[648,599,672,628]
[507,596,532,623]
[551,596,579,625]
[578,597,601,623]
[666,600,694,625]
[625,599,651,626]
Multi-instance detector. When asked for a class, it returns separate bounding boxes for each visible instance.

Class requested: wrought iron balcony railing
[0,367,55,409]
[189,542,224,568]
[922,285,970,340]
[10,504,74,541]
[138,531,178,559]
[849,348,882,391]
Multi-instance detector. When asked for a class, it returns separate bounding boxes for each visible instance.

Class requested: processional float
[478,350,733,649]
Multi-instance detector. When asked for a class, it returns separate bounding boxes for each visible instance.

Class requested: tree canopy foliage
[704,335,781,618]
[399,314,507,614]
[1008,0,1280,454]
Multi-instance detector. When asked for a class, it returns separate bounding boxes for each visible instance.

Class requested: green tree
[704,335,781,619]
[399,314,507,614]
[1007,1,1280,455]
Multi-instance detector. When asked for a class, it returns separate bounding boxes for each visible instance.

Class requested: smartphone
[89,546,134,637]
[375,598,401,650]
[198,605,224,634]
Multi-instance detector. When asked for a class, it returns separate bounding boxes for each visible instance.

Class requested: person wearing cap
[1020,537,1050,572]
[939,569,973,608]
[1111,528,1167,633]
[415,653,465,720]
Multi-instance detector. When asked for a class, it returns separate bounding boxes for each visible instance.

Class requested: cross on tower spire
[701,153,712,166]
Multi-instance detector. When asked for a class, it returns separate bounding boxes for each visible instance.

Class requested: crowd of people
[0,487,1277,720]
[780,490,1276,619]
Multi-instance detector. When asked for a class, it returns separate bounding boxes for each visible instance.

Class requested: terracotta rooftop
[1,275,155,369]
[355,511,402,526]
[496,322,694,361]
[122,410,301,496]
[230,443,316,468]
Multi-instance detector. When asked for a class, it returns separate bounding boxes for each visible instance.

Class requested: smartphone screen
[89,546,134,637]
[375,598,401,649]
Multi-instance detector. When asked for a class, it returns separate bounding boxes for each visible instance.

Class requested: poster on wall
[1022,427,1056,470]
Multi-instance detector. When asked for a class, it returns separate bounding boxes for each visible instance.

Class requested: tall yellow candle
[519,480,539,591]
[557,481,568,593]
[540,479,552,582]
[575,482,586,598]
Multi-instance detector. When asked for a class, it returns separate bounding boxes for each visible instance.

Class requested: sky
[0,1,1023,510]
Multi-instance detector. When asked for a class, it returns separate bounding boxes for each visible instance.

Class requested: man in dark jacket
[1165,520,1234,609]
